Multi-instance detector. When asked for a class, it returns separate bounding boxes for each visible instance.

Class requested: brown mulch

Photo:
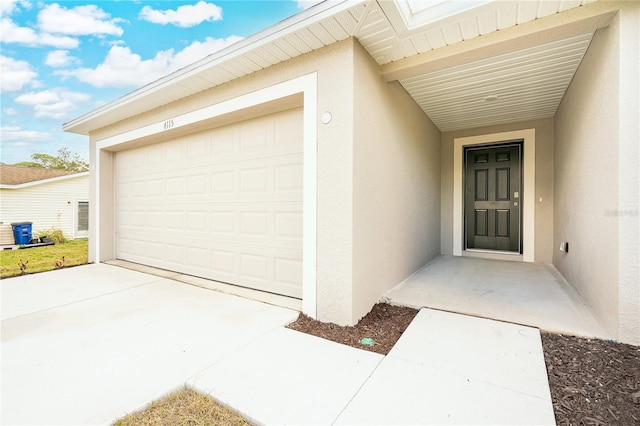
[542,332,640,425]
[287,303,640,425]
[287,303,418,355]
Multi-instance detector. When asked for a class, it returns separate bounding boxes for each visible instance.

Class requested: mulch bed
[287,303,640,424]
[542,332,640,425]
[287,303,418,355]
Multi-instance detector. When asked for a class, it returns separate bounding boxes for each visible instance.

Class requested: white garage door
[115,108,303,298]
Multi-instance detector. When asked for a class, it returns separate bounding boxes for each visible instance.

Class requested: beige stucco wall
[616,1,640,346]
[350,41,441,324]
[440,119,555,263]
[554,4,639,345]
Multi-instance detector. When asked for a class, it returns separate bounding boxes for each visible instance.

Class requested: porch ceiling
[399,32,594,132]
[65,0,613,135]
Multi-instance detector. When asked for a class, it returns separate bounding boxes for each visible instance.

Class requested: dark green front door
[465,142,522,252]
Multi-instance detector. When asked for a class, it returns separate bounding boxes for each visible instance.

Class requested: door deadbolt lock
[514,191,519,199]
[514,201,518,206]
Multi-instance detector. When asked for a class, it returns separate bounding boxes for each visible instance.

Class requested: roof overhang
[63,0,619,136]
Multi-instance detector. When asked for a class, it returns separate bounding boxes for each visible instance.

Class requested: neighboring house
[0,165,89,245]
[64,1,639,344]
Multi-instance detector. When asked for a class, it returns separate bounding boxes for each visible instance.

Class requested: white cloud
[0,125,55,164]
[45,50,79,68]
[59,35,243,88]
[58,45,174,88]
[0,125,51,144]
[3,107,19,116]
[0,0,18,15]
[0,55,37,92]
[0,0,30,16]
[139,1,222,27]
[0,17,79,48]
[172,35,243,67]
[296,0,324,10]
[14,88,91,119]
[37,3,124,36]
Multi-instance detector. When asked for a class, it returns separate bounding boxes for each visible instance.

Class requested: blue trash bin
[11,222,32,245]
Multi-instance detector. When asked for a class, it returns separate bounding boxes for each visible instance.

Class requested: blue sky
[1,0,321,165]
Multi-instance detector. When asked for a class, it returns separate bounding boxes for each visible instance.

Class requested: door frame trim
[453,129,535,262]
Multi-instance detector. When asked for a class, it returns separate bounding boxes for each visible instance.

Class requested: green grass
[0,239,88,278]
[113,387,251,426]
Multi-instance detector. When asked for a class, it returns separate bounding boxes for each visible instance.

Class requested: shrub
[36,227,67,244]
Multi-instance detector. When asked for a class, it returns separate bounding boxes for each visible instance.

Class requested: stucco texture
[554,3,640,345]
[351,40,441,324]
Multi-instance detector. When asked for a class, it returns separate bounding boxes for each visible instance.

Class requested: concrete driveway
[1,264,298,425]
[2,263,555,425]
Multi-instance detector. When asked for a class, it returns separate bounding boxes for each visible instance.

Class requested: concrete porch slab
[383,255,610,339]
[335,309,555,425]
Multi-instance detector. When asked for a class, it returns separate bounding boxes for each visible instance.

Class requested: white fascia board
[0,172,89,190]
[63,0,361,135]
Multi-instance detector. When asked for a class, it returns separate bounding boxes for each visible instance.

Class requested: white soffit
[399,32,594,132]
[64,0,598,135]
[369,0,596,63]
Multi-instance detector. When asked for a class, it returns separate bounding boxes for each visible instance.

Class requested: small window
[75,200,89,238]
[78,201,89,231]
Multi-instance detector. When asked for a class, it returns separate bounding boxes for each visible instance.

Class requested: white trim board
[94,73,318,318]
[453,129,536,262]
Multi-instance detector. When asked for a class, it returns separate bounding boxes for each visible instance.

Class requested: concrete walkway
[1,264,554,425]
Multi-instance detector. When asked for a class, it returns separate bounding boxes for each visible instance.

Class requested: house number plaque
[163,119,175,130]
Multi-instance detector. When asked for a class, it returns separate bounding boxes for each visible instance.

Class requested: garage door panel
[165,177,184,196]
[186,246,209,271]
[115,108,303,298]
[186,174,208,195]
[239,211,269,237]
[118,205,302,244]
[165,244,186,266]
[275,163,303,191]
[147,242,165,262]
[240,167,269,192]
[211,249,235,274]
[147,211,165,230]
[275,212,303,241]
[121,156,302,202]
[146,144,165,165]
[239,126,270,153]
[211,171,235,194]
[275,257,303,289]
[186,136,210,160]
[211,211,235,234]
